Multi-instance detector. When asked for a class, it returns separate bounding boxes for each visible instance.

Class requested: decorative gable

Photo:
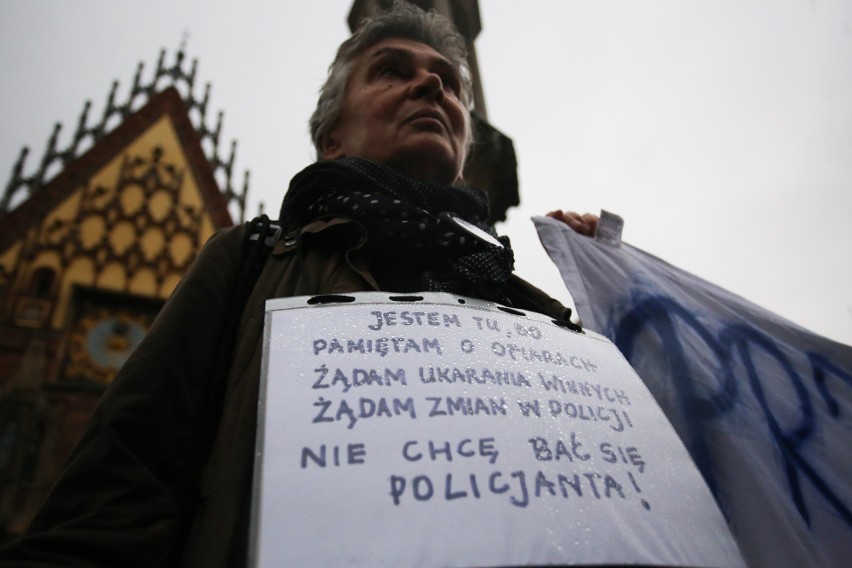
[0,88,230,332]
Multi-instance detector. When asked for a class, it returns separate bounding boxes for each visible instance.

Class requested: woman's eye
[441,75,460,95]
[380,67,403,78]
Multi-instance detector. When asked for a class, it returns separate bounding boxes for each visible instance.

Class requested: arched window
[0,400,45,484]
[0,417,20,473]
[28,267,56,298]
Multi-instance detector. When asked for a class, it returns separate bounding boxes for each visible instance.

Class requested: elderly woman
[2,4,569,567]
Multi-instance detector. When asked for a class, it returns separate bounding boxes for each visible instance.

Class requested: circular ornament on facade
[66,308,149,384]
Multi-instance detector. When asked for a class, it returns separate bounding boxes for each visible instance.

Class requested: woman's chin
[386,143,462,185]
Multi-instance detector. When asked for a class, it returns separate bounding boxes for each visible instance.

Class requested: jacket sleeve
[0,226,246,568]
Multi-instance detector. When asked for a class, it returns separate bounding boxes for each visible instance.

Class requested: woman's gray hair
[309,1,474,159]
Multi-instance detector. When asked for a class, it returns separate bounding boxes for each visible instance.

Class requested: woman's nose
[410,71,444,101]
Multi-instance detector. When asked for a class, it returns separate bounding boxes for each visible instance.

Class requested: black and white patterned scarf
[279,157,515,302]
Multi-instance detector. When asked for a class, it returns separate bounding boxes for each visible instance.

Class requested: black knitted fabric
[280,158,515,301]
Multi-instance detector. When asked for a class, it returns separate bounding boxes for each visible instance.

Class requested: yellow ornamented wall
[0,87,234,537]
[1,115,218,332]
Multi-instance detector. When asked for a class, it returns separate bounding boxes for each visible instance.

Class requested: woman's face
[321,38,469,185]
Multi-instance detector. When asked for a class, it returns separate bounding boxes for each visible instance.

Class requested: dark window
[29,267,56,298]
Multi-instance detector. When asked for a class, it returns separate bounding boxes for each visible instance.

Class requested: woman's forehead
[358,37,453,70]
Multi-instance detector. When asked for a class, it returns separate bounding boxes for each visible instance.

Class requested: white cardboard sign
[252,292,744,567]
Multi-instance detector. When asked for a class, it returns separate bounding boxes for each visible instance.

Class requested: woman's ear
[320,131,343,160]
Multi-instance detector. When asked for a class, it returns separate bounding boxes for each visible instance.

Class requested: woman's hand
[546,210,599,237]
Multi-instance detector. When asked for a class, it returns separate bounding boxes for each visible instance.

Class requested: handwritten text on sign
[252,293,743,568]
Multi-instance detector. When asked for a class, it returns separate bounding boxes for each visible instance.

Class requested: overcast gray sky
[2,0,850,345]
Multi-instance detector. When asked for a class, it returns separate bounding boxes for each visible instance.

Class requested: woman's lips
[405,109,446,132]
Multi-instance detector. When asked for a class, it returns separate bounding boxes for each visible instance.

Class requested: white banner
[535,216,852,568]
[251,292,743,567]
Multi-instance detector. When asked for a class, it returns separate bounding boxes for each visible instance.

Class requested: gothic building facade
[0,48,247,538]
